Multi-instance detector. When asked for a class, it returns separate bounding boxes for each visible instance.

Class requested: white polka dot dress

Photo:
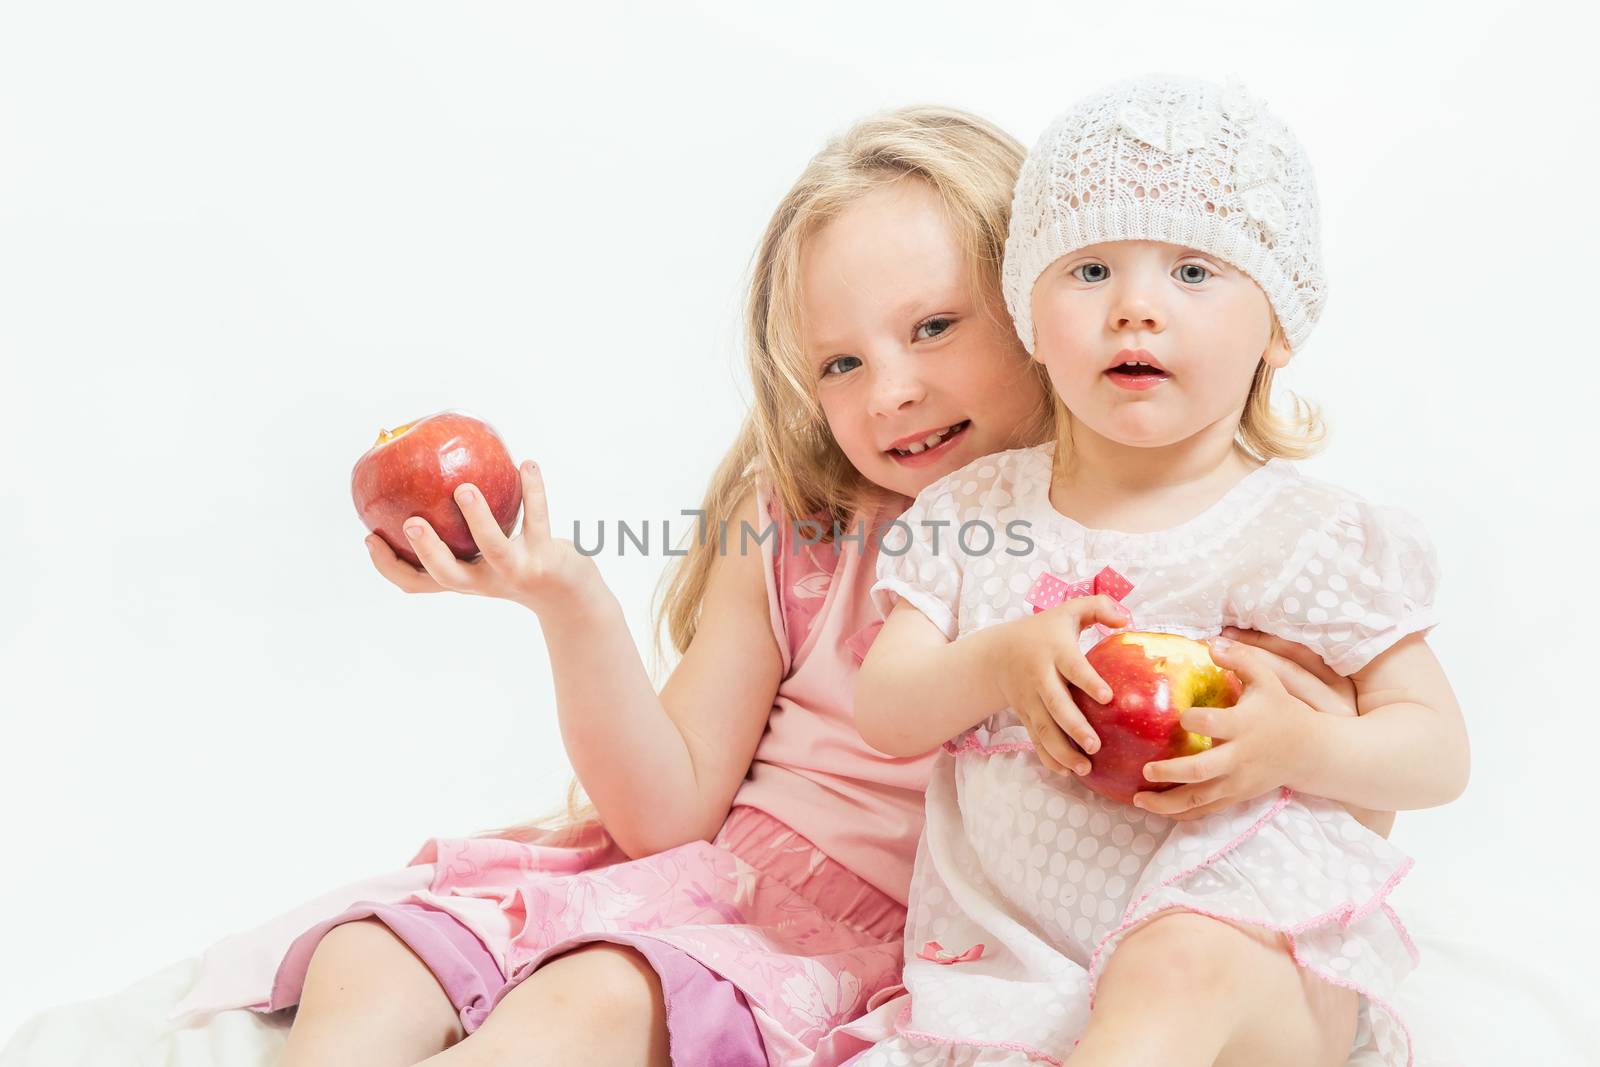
[856,443,1438,1067]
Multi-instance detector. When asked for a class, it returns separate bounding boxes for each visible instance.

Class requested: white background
[3,0,1596,1049]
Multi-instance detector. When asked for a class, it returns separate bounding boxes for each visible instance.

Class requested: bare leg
[418,942,671,1067]
[280,918,464,1067]
[1067,911,1358,1067]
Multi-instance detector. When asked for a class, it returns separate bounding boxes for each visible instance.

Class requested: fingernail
[1085,738,1099,754]
[405,523,423,539]
[1211,636,1232,651]
[457,486,475,502]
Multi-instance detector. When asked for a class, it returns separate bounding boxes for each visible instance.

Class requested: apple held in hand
[1068,631,1243,805]
[351,411,522,568]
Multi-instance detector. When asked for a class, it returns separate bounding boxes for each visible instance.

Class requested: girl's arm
[535,488,784,858]
[377,469,783,859]
[1287,632,1470,811]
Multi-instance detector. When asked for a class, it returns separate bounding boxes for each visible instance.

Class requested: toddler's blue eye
[1072,263,1109,283]
[1175,264,1210,284]
[914,317,954,341]
[822,355,862,376]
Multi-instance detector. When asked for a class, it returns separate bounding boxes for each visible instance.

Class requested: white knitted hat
[1003,75,1327,354]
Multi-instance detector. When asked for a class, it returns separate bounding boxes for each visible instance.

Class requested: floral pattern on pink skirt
[268,806,908,1067]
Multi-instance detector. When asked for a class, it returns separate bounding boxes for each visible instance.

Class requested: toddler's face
[1028,240,1290,450]
[800,179,1044,501]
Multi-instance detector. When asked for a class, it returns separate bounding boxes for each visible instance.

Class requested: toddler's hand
[1132,636,1318,820]
[991,596,1133,778]
[364,462,601,614]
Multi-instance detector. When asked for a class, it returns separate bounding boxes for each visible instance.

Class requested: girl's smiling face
[1029,240,1291,450]
[799,178,1046,501]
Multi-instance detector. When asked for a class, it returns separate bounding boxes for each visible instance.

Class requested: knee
[305,919,410,986]
[540,943,666,1029]
[1104,912,1273,999]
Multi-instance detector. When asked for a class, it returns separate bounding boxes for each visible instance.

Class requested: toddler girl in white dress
[848,76,1469,1067]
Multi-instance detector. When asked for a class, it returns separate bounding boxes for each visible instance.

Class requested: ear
[1262,327,1294,370]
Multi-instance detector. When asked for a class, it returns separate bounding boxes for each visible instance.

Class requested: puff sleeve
[1240,498,1441,676]
[871,481,966,642]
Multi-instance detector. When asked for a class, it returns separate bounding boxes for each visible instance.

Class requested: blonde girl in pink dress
[171,106,1053,1067]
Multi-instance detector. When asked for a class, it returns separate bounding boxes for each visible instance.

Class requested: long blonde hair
[496,106,1054,839]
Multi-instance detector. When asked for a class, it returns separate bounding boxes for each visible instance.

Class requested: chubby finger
[364,534,444,594]
[1038,676,1100,762]
[452,483,514,566]
[402,517,479,591]
[1204,637,1285,695]
[1177,704,1239,741]
[1133,780,1230,816]
[1163,796,1240,822]
[1054,649,1113,706]
[518,461,550,542]
[1025,696,1092,776]
[1142,743,1231,786]
[1024,714,1082,777]
[1069,594,1134,632]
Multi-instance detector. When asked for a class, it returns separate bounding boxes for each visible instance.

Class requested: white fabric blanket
[2,915,1593,1066]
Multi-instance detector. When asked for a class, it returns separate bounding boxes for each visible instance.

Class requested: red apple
[1067,631,1243,805]
[351,411,522,569]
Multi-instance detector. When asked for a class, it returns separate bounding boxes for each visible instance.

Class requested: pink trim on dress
[892,1001,1065,1067]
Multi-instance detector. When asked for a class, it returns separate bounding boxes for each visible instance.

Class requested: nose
[1108,275,1166,334]
[866,354,927,417]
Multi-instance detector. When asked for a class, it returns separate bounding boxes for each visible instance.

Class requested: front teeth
[898,422,963,455]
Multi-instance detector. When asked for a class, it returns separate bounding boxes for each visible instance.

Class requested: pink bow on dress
[1024,565,1135,639]
[916,939,985,965]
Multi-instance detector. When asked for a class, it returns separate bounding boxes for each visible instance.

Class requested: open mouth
[889,420,970,459]
[1105,359,1171,389]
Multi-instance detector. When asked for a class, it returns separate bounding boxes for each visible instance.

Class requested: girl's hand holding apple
[366,462,602,615]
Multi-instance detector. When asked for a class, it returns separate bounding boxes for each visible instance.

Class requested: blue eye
[1071,263,1109,283]
[1174,263,1211,284]
[914,316,954,341]
[822,355,862,376]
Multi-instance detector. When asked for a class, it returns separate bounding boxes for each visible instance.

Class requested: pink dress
[170,481,937,1067]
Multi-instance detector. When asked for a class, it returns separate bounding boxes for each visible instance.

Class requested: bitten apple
[1067,631,1243,805]
[351,411,522,568]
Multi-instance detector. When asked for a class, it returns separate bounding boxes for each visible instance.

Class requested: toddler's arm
[857,595,1132,761]
[1287,633,1469,811]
